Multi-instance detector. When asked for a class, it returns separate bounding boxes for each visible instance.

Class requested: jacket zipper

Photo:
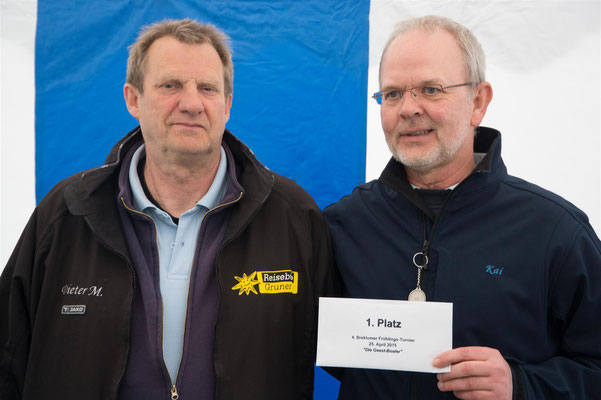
[120,198,181,397]
[170,192,243,398]
[413,172,478,272]
[78,130,141,400]
[408,173,482,400]
[121,193,243,399]
[83,216,137,400]
[213,176,274,400]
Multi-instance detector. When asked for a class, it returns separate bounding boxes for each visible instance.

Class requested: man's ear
[470,81,493,127]
[224,93,233,123]
[124,83,141,119]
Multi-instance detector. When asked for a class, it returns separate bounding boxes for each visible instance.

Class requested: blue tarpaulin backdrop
[35,1,369,210]
[35,1,370,397]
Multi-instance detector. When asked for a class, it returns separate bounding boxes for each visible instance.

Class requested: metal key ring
[412,252,428,268]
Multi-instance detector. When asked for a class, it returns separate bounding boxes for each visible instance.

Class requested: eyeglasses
[372,82,475,106]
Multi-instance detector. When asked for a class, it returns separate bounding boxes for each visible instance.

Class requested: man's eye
[160,83,177,89]
[384,90,401,100]
[201,86,218,95]
[421,86,441,96]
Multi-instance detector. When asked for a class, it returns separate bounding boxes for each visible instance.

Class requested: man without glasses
[0,18,337,399]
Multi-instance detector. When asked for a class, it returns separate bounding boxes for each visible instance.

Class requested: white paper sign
[316,297,452,373]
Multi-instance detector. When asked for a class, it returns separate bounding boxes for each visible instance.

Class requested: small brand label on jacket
[61,305,86,315]
[232,269,298,295]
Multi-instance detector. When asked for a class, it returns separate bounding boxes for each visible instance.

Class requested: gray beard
[387,126,471,173]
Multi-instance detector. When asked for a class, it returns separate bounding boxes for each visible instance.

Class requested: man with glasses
[324,15,601,399]
[0,19,337,399]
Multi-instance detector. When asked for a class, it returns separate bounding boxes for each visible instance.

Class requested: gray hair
[380,15,486,85]
[126,18,234,96]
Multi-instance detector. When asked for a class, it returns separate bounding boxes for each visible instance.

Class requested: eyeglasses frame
[372,82,476,105]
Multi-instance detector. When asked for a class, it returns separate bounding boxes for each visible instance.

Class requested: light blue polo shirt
[128,144,228,381]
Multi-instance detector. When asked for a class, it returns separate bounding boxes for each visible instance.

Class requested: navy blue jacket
[324,127,601,399]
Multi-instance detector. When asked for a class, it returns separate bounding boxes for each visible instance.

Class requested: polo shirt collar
[128,144,228,215]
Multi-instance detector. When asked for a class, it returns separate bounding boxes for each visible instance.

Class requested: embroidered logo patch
[232,269,298,295]
[61,305,86,315]
[232,272,260,295]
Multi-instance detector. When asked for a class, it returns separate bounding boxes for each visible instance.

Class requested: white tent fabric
[1,0,37,267]
[2,0,600,269]
[0,2,600,398]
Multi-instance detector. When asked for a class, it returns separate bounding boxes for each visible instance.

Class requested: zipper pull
[413,240,430,270]
[171,384,179,400]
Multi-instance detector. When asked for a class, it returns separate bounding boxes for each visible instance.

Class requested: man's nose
[178,84,205,114]
[398,90,423,118]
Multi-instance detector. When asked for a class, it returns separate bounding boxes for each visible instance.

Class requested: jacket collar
[63,126,275,253]
[64,126,143,216]
[378,126,504,218]
[220,130,274,239]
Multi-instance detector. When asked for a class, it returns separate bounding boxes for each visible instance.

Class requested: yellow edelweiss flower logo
[231,271,260,295]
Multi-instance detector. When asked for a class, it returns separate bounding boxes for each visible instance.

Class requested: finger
[433,346,496,367]
[437,360,490,382]
[437,376,493,393]
[452,389,495,400]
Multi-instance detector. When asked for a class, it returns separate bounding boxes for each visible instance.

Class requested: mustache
[393,117,435,135]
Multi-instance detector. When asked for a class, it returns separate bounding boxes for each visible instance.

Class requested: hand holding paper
[316,297,453,374]
[433,346,513,399]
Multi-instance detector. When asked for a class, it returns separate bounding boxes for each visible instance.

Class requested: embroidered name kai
[485,265,504,276]
[61,284,103,297]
